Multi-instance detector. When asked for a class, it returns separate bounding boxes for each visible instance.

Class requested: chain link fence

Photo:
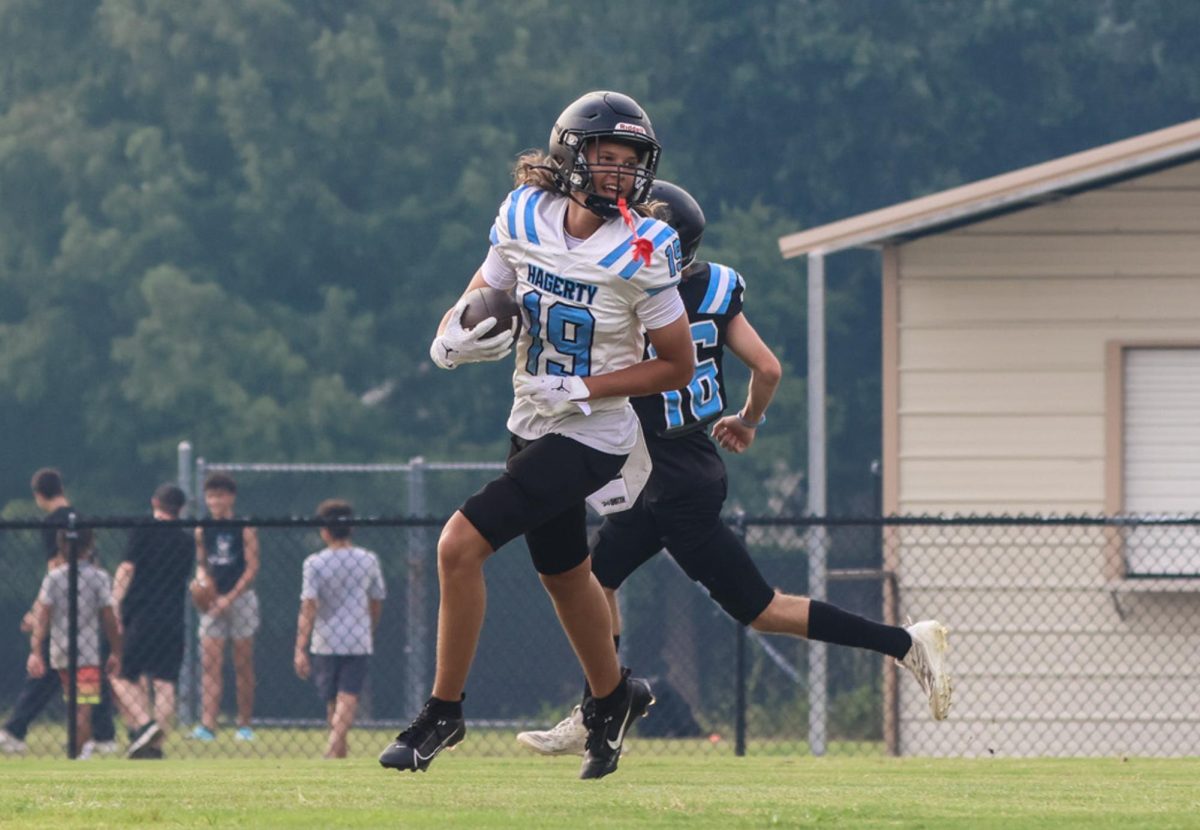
[1,512,1198,760]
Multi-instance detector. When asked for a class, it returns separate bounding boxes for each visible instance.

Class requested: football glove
[517,374,592,417]
[429,301,516,370]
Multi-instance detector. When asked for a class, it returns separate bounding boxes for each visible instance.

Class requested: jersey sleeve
[37,572,55,608]
[727,270,746,318]
[489,185,548,272]
[697,263,744,319]
[479,245,517,291]
[634,286,685,330]
[627,219,683,298]
[368,554,386,600]
[300,555,319,601]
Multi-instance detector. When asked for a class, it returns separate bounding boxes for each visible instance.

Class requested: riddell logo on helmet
[614,122,647,135]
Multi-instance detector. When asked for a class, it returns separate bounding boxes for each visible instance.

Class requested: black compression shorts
[460,433,626,575]
[590,475,774,625]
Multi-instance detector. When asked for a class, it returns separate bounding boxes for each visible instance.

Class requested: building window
[1123,347,1200,576]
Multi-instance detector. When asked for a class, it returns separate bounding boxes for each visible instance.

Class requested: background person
[293,499,386,759]
[1,469,117,757]
[192,473,260,742]
[111,483,194,759]
[26,528,122,758]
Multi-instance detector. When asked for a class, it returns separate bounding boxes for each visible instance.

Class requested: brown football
[189,576,217,613]
[460,287,523,343]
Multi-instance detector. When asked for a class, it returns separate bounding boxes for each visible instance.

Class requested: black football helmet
[548,91,661,218]
[649,180,705,269]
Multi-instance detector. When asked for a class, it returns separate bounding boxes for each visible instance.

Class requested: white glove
[429,301,516,370]
[517,374,592,416]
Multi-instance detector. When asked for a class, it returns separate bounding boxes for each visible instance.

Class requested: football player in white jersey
[379,91,694,780]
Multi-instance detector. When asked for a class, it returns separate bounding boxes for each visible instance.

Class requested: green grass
[2,755,1198,828]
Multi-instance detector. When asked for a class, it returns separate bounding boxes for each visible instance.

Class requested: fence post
[732,509,748,757]
[405,457,429,719]
[65,512,79,759]
[180,456,207,727]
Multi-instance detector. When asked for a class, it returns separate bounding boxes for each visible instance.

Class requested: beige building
[779,119,1200,756]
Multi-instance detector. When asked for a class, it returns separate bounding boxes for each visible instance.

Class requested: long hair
[511,150,664,218]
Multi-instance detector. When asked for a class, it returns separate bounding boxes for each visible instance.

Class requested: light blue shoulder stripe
[645,278,681,297]
[617,220,676,279]
[713,265,737,314]
[600,218,656,268]
[506,185,530,239]
[523,188,544,244]
[489,225,499,246]
[698,263,723,313]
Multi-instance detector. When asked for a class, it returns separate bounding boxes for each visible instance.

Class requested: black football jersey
[632,261,745,492]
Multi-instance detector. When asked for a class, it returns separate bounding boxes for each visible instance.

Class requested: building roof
[778,118,1200,259]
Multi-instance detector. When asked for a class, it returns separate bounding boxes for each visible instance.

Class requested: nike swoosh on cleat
[606,700,634,751]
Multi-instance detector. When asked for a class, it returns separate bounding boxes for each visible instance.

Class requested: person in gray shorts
[294,499,385,759]
[192,473,260,743]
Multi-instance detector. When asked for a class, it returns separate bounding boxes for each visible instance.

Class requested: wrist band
[736,410,766,428]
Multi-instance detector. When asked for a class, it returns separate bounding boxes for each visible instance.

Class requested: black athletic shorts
[590,475,775,625]
[120,620,185,683]
[312,654,369,702]
[460,433,627,575]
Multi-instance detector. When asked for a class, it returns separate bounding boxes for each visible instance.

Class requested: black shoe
[125,721,162,759]
[378,700,466,773]
[579,674,654,780]
[129,744,164,760]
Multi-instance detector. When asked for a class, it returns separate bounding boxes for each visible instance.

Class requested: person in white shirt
[295,499,385,759]
[379,90,694,780]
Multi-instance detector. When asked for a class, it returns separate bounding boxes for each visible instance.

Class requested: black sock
[427,694,464,719]
[807,600,912,660]
[581,636,622,701]
[592,676,628,712]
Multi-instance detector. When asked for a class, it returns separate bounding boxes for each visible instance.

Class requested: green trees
[2,1,1198,513]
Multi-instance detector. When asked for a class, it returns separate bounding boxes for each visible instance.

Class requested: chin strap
[617,197,654,266]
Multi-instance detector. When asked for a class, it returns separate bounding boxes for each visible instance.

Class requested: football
[460,286,523,343]
[189,575,217,613]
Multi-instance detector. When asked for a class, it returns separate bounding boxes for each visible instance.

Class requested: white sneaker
[78,740,96,760]
[516,705,587,756]
[897,619,953,720]
[92,740,119,756]
[0,729,27,756]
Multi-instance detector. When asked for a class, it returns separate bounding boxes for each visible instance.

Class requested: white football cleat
[0,729,27,756]
[898,619,953,720]
[516,705,587,756]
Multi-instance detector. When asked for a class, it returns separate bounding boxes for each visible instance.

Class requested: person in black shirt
[517,183,952,756]
[1,468,118,757]
[192,473,260,742]
[111,483,194,759]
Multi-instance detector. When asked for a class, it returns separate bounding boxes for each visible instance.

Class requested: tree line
[2,0,1198,515]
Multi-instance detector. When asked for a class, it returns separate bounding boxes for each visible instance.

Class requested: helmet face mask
[549,91,661,218]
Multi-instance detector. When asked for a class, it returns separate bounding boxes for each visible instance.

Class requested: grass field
[2,755,1198,828]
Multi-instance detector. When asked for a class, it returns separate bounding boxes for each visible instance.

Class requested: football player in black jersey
[517,182,952,756]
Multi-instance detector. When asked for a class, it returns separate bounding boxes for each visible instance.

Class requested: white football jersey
[486,185,685,454]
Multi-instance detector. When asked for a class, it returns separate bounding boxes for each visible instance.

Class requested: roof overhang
[778,118,1200,259]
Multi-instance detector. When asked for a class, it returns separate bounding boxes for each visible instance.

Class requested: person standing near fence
[517,182,952,757]
[192,473,260,742]
[1,469,117,757]
[294,499,385,759]
[111,483,194,759]
[378,90,695,780]
[25,528,123,757]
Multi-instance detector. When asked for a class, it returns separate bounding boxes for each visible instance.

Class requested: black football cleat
[379,701,466,773]
[579,673,654,780]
